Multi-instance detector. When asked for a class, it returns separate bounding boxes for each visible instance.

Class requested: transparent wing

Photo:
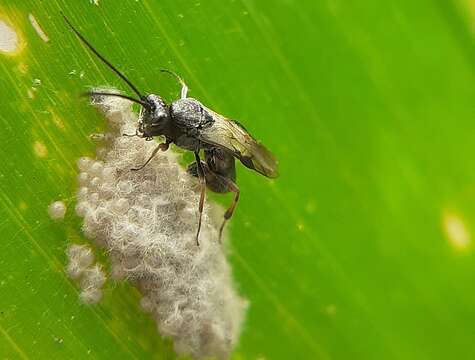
[198,108,279,178]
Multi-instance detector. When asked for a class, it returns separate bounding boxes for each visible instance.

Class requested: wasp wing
[198,108,279,178]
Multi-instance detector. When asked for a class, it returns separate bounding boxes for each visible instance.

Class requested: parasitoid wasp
[62,14,279,245]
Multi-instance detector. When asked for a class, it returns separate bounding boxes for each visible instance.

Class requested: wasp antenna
[82,91,151,110]
[160,68,188,99]
[160,68,185,84]
[61,13,144,99]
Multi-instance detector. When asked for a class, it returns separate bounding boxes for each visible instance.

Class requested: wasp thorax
[138,94,170,137]
[170,98,214,129]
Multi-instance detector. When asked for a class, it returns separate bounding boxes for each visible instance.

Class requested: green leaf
[1,0,475,359]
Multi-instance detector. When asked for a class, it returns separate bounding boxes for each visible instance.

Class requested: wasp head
[139,94,170,138]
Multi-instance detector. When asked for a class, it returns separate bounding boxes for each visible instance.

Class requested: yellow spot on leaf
[33,141,48,158]
[19,201,28,211]
[460,0,475,34]
[325,304,337,316]
[17,62,28,74]
[305,200,317,214]
[48,107,66,130]
[443,210,471,251]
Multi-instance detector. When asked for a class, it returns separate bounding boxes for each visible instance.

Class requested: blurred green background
[1,0,475,359]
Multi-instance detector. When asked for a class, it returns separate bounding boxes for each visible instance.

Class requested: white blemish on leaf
[28,13,49,42]
[0,20,18,53]
[30,78,42,96]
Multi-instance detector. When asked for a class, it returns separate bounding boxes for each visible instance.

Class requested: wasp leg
[187,162,240,243]
[187,161,206,178]
[122,129,140,137]
[160,68,188,99]
[194,152,206,246]
[131,142,169,171]
[218,179,240,242]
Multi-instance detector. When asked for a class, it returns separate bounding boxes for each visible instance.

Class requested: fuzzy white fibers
[73,90,247,359]
[66,244,105,304]
[48,200,67,220]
